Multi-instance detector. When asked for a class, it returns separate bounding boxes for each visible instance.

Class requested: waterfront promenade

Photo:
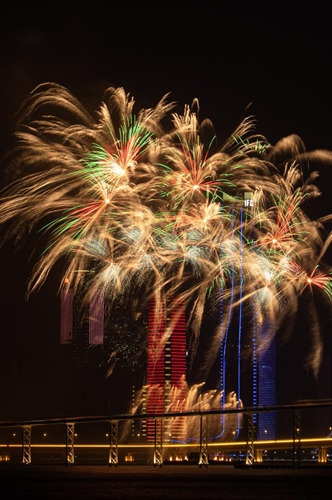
[1,463,332,500]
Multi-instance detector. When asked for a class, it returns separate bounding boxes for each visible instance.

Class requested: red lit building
[145,296,187,442]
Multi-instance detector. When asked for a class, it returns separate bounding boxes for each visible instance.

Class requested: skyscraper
[60,278,104,358]
[144,296,187,442]
[219,195,276,440]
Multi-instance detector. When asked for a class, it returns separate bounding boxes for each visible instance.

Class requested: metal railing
[0,400,331,467]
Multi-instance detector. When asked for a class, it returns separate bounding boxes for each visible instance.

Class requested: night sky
[0,4,331,421]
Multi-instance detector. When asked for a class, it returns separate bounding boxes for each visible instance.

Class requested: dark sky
[1,6,332,152]
[0,4,331,421]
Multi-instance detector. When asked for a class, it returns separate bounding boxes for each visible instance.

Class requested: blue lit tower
[253,314,275,439]
[219,192,276,440]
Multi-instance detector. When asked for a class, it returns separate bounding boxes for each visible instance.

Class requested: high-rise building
[143,296,187,442]
[60,279,104,362]
[219,196,276,440]
[256,319,276,440]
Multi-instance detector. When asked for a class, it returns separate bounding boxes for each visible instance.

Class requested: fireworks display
[0,82,332,376]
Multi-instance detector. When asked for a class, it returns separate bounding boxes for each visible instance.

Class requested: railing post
[108,420,119,467]
[66,422,75,467]
[292,410,301,468]
[22,425,31,465]
[245,412,254,466]
[153,418,163,467]
[198,414,209,467]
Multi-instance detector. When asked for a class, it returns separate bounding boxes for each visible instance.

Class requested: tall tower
[256,318,276,440]
[60,279,104,359]
[144,296,187,442]
[219,193,276,440]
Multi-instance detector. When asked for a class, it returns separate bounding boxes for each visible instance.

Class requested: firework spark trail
[0,82,332,374]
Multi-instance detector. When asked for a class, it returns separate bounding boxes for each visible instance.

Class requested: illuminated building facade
[219,194,276,440]
[60,280,104,364]
[143,296,187,442]
[256,320,276,439]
